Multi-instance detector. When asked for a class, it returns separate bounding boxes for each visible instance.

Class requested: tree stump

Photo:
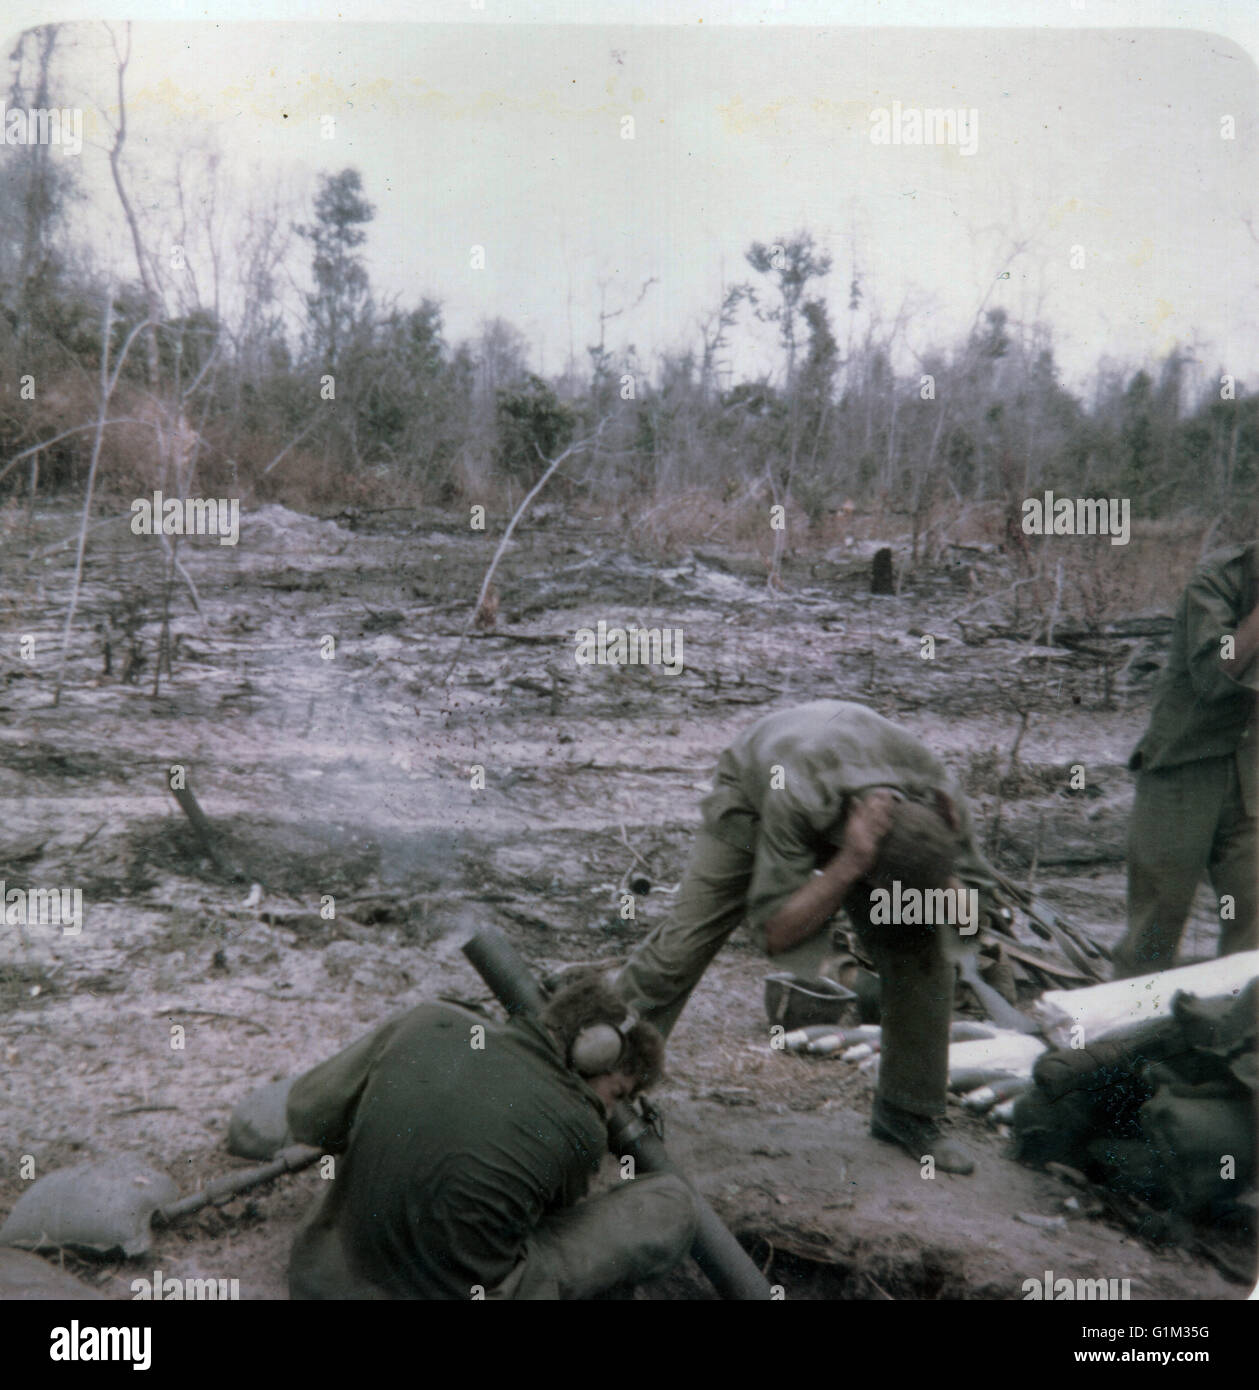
[871,547,894,594]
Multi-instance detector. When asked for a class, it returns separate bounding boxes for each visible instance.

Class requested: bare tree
[53,294,157,705]
[103,22,162,389]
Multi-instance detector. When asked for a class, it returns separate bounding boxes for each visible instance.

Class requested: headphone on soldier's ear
[570,1011,638,1076]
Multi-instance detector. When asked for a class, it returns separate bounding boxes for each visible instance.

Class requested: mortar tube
[605,1099,773,1302]
[463,928,549,1020]
[462,927,773,1302]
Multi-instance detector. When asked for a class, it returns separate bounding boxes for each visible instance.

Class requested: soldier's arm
[764,846,869,955]
[1220,600,1259,683]
[763,791,896,955]
[1186,566,1259,698]
[286,1013,406,1153]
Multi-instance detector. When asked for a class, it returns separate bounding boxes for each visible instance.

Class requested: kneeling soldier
[287,974,697,1299]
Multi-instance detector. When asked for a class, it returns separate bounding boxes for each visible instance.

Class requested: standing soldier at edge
[1112,540,1259,977]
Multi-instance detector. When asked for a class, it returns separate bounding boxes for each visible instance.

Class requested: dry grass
[961,749,1067,801]
[6,408,1241,626]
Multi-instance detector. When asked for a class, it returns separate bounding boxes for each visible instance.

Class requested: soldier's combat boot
[870,1098,975,1175]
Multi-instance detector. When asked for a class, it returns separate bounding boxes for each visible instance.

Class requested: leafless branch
[262,416,322,476]
[437,419,609,687]
[0,412,162,487]
[52,293,118,704]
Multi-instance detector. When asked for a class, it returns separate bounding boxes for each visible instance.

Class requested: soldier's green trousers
[615,830,954,1118]
[1113,754,1258,980]
[488,1174,696,1300]
[290,1170,696,1301]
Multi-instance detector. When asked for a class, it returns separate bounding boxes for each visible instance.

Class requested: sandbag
[1138,1090,1256,1217]
[1084,1134,1171,1209]
[1174,979,1258,1056]
[0,1248,106,1300]
[0,1159,178,1257]
[227,1076,297,1160]
[1011,1085,1100,1172]
[1032,1018,1183,1101]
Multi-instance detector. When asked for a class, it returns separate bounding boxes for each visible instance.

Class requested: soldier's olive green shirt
[698,700,995,933]
[1131,542,1259,774]
[287,1003,607,1299]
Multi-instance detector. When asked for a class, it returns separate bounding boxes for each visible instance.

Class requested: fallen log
[1033,951,1259,1049]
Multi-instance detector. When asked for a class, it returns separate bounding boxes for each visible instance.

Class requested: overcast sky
[25,12,1259,397]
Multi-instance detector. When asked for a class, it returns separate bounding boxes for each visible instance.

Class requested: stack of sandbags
[1014,960,1257,1222]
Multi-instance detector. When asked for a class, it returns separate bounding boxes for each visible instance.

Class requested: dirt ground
[0,501,1248,1300]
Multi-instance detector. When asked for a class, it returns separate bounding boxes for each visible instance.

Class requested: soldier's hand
[838,789,898,877]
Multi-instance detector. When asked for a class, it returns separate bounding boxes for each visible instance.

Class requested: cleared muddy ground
[0,501,1246,1300]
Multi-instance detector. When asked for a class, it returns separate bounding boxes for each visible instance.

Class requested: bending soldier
[616,700,1000,1176]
